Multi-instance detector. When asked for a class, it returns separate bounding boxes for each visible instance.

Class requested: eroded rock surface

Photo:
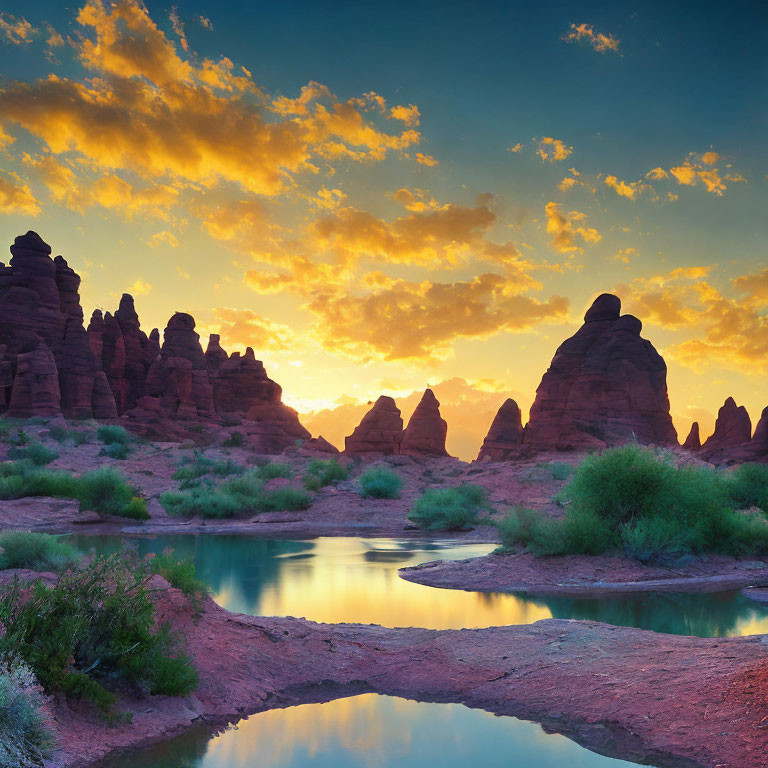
[400,389,449,457]
[345,395,404,455]
[477,398,523,461]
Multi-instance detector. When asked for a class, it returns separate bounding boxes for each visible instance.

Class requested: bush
[222,431,244,447]
[7,441,59,466]
[303,459,347,490]
[173,452,244,488]
[160,472,311,519]
[359,467,403,499]
[408,484,488,531]
[150,551,209,605]
[548,462,574,481]
[0,666,53,768]
[0,554,198,720]
[48,426,88,446]
[97,425,132,445]
[258,462,292,480]
[99,442,132,460]
[502,445,768,562]
[0,464,148,520]
[0,531,80,572]
[726,463,768,511]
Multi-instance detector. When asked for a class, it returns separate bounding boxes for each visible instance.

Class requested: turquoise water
[100,694,647,768]
[81,533,765,768]
[73,534,768,636]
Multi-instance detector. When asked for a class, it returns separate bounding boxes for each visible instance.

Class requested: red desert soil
[399,551,768,596]
[40,576,768,768]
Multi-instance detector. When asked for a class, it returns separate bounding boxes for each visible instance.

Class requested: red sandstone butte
[0,231,118,418]
[476,398,524,461]
[399,388,449,456]
[682,421,701,450]
[345,395,404,455]
[522,293,678,451]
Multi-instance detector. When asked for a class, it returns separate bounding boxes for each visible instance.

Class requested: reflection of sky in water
[73,535,768,636]
[101,694,646,768]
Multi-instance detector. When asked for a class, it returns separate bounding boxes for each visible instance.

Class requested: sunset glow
[0,0,765,455]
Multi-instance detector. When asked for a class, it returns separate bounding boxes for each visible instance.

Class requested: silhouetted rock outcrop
[698,398,753,463]
[0,231,117,418]
[682,422,701,450]
[345,396,404,455]
[522,293,677,451]
[400,389,449,456]
[477,398,523,461]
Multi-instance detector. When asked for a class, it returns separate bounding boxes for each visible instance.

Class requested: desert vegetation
[358,467,403,499]
[0,531,80,572]
[303,458,348,490]
[0,463,149,520]
[498,445,768,562]
[0,553,198,722]
[408,484,489,530]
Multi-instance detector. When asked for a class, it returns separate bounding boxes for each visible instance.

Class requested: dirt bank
[399,551,768,596]
[42,578,768,768]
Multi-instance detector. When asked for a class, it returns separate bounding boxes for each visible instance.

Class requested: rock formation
[0,231,117,418]
[522,293,678,451]
[701,398,752,452]
[345,396,404,455]
[682,422,701,450]
[476,398,524,461]
[400,389,449,456]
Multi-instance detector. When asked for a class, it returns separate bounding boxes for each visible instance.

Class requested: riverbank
[42,576,768,768]
[399,550,768,596]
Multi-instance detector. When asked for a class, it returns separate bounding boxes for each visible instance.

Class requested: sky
[0,0,766,457]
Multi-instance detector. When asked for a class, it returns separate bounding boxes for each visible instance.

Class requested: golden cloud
[604,174,649,200]
[415,152,438,166]
[208,307,296,351]
[619,267,768,374]
[0,170,40,215]
[147,230,179,248]
[535,137,573,163]
[390,104,420,126]
[305,273,569,363]
[562,23,620,53]
[544,202,601,254]
[0,1,422,205]
[0,12,37,44]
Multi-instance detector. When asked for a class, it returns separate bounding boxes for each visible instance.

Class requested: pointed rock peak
[374,394,398,409]
[420,387,439,406]
[167,312,196,330]
[244,347,256,360]
[496,398,521,417]
[344,393,404,455]
[11,231,51,255]
[682,422,701,450]
[206,333,223,352]
[477,397,523,461]
[54,254,70,268]
[118,293,136,312]
[90,309,103,320]
[723,396,737,409]
[584,293,621,323]
[149,328,160,342]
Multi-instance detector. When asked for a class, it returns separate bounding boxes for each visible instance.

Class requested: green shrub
[408,484,488,531]
[0,554,198,721]
[222,431,244,447]
[48,426,88,446]
[502,445,768,562]
[359,467,403,499]
[7,441,59,466]
[150,551,209,604]
[0,531,80,572]
[258,462,292,480]
[160,471,311,519]
[97,425,132,445]
[173,452,244,488]
[726,463,768,511]
[548,462,574,481]
[99,442,132,460]
[303,459,347,490]
[0,666,53,768]
[0,464,147,520]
